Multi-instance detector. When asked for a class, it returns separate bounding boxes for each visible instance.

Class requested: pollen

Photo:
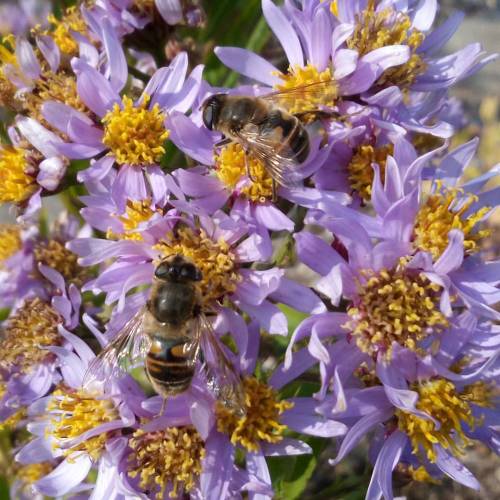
[330,0,338,16]
[48,387,118,461]
[127,426,205,499]
[156,226,240,305]
[216,377,294,453]
[46,7,88,56]
[461,381,497,409]
[396,464,440,484]
[0,145,37,204]
[0,407,27,431]
[346,143,394,202]
[215,143,273,202]
[347,0,427,88]
[0,298,61,373]
[34,240,86,285]
[0,225,21,266]
[0,36,18,108]
[345,260,449,357]
[414,185,491,260]
[102,95,169,166]
[274,64,337,114]
[395,379,477,463]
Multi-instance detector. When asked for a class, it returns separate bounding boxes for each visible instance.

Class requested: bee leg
[245,152,257,183]
[214,137,232,149]
[272,179,278,202]
[159,397,167,417]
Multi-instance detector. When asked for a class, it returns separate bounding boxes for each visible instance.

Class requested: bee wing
[198,314,246,416]
[260,79,338,113]
[83,308,152,390]
[235,128,304,188]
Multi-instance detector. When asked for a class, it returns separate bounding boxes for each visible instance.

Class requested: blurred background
[0,1,499,498]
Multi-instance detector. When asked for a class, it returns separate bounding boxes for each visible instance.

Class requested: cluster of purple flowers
[0,1,498,499]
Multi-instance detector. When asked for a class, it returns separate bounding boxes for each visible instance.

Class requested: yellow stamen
[46,7,88,56]
[48,388,118,461]
[330,1,339,17]
[396,379,478,462]
[274,64,337,114]
[102,95,169,166]
[414,185,491,260]
[396,463,440,484]
[0,298,61,372]
[216,377,294,453]
[0,225,21,266]
[107,199,160,241]
[0,407,26,431]
[0,145,37,204]
[34,240,86,285]
[461,381,497,409]
[155,226,240,305]
[127,426,205,499]
[345,259,449,357]
[347,2,427,88]
[215,143,273,203]
[347,143,394,202]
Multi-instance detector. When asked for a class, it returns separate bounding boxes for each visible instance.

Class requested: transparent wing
[198,314,246,416]
[83,308,152,390]
[261,79,338,113]
[235,127,303,188]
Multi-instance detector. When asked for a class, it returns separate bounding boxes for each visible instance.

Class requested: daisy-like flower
[320,344,499,498]
[0,260,82,431]
[45,40,203,201]
[15,318,143,498]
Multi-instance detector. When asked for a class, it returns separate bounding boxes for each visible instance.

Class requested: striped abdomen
[145,336,196,397]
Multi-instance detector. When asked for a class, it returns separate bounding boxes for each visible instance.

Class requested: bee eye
[155,263,170,279]
[202,103,214,130]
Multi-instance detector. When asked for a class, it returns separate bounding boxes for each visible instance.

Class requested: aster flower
[320,344,499,497]
[15,318,142,498]
[0,263,82,430]
[0,0,50,36]
[45,42,203,201]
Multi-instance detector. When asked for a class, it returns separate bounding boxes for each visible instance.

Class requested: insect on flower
[201,79,342,199]
[83,255,246,416]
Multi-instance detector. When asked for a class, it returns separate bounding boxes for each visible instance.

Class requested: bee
[201,80,338,198]
[84,255,245,415]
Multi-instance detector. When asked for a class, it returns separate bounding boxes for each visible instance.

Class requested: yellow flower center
[155,226,240,305]
[274,64,337,114]
[216,377,294,453]
[215,143,273,202]
[46,7,88,56]
[48,388,118,461]
[0,225,21,266]
[0,145,37,204]
[347,143,394,202]
[396,379,479,462]
[396,463,440,484]
[347,0,427,88]
[107,199,159,241]
[0,298,61,372]
[34,240,86,285]
[414,185,491,260]
[102,95,169,166]
[345,261,449,357]
[16,462,53,485]
[127,426,205,499]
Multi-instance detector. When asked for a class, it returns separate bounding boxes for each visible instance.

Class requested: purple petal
[435,446,480,490]
[262,438,312,456]
[237,299,288,335]
[269,277,326,314]
[294,231,344,276]
[101,17,127,92]
[214,47,280,87]
[411,0,438,32]
[262,0,303,67]
[282,407,347,437]
[16,38,40,79]
[156,0,183,24]
[310,7,331,70]
[35,454,92,497]
[36,35,60,72]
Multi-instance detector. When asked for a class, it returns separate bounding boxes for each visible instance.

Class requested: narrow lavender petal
[156,0,183,25]
[261,438,312,456]
[270,277,326,314]
[434,138,479,187]
[294,231,344,276]
[15,37,41,80]
[35,454,92,497]
[310,7,331,70]
[435,446,480,490]
[333,49,358,80]
[37,157,66,191]
[418,11,464,55]
[330,408,393,465]
[16,437,56,464]
[411,0,438,31]
[214,47,281,87]
[68,114,104,146]
[366,430,406,500]
[237,299,288,335]
[233,268,283,306]
[36,35,60,72]
[282,406,347,437]
[16,117,62,158]
[101,17,128,92]
[270,347,317,390]
[434,230,465,275]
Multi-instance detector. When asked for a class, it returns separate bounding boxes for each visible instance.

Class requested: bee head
[201,94,224,131]
[155,255,202,283]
